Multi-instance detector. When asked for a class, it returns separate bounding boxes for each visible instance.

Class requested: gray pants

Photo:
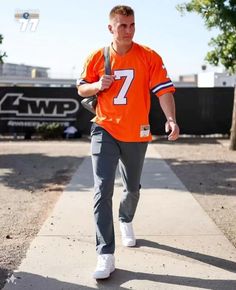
[91,123,148,254]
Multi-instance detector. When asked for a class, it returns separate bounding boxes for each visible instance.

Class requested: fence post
[229,86,236,150]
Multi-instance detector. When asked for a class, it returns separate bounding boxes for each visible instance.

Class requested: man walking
[77,5,179,279]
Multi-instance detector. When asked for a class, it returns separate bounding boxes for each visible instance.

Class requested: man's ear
[108,24,113,34]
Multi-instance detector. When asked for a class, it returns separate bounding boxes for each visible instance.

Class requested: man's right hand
[97,75,115,91]
[77,75,115,97]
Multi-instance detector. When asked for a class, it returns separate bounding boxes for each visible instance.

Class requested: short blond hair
[109,5,134,19]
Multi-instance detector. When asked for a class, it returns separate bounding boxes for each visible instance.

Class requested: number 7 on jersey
[113,69,134,105]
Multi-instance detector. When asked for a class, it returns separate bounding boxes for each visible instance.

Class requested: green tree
[0,34,7,64]
[177,0,236,150]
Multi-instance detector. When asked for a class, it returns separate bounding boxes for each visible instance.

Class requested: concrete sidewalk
[3,143,236,290]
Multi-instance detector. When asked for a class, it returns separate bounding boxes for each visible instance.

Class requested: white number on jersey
[113,69,134,105]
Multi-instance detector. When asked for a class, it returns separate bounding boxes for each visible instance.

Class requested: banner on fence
[0,86,234,136]
[0,87,86,135]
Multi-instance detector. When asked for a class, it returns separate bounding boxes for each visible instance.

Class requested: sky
[0,0,221,80]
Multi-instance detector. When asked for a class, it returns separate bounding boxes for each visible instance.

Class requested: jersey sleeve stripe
[151,80,174,94]
[76,79,87,86]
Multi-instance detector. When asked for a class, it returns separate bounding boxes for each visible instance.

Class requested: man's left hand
[165,120,180,141]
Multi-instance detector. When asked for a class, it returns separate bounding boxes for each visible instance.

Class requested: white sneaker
[120,221,136,247]
[93,254,115,279]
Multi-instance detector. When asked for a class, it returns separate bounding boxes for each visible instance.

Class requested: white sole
[93,267,115,280]
[122,240,136,247]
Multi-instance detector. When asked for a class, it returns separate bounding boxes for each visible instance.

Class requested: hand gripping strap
[80,46,111,114]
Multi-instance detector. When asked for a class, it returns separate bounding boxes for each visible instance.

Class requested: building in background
[1,63,235,88]
[0,63,49,78]
[176,72,236,88]
[174,74,198,87]
[198,72,236,87]
[0,63,75,87]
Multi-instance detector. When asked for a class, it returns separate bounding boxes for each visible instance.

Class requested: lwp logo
[0,93,79,118]
[15,10,39,32]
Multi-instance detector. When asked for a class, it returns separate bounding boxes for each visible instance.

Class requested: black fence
[151,87,234,135]
[0,86,234,137]
[0,87,92,137]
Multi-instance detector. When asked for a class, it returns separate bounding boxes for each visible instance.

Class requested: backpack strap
[104,46,111,75]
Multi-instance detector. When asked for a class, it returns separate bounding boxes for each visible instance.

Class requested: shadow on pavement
[0,154,85,192]
[151,137,226,145]
[2,150,235,197]
[136,239,236,273]
[1,270,96,290]
[1,269,236,290]
[142,157,236,196]
[0,268,9,290]
[101,268,236,290]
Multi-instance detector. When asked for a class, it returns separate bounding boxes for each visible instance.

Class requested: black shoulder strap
[104,46,111,75]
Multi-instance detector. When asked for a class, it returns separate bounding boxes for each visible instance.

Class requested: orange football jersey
[78,42,175,142]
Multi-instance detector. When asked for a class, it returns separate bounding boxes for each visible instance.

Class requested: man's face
[109,14,135,45]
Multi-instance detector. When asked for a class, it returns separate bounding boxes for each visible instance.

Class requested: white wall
[198,72,236,87]
[198,72,215,87]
